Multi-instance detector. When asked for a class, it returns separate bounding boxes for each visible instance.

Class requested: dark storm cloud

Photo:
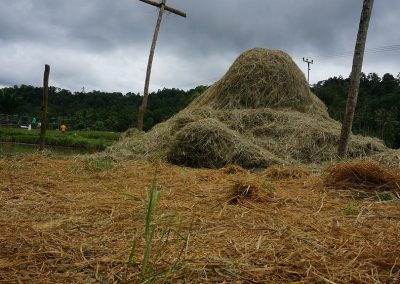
[0,0,399,92]
[0,1,149,49]
[164,0,399,58]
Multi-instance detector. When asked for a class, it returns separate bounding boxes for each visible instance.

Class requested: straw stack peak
[190,48,327,117]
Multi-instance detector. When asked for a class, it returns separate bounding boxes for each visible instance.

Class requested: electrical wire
[310,44,400,61]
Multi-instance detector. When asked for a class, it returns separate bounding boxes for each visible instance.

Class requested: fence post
[39,64,50,151]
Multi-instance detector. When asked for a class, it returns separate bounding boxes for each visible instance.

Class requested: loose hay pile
[106,48,399,169]
[324,160,400,196]
[227,182,265,204]
[167,118,279,168]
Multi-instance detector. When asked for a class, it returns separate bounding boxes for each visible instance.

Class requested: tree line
[1,72,399,148]
[312,72,400,148]
[0,85,206,132]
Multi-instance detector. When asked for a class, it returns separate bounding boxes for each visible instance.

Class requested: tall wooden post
[39,64,50,151]
[338,0,374,158]
[302,58,313,84]
[136,0,186,131]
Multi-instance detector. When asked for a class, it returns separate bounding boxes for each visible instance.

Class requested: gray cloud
[0,0,399,93]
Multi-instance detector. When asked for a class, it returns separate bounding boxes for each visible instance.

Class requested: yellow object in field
[60,124,67,133]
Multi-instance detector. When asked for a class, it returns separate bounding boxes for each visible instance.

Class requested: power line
[318,44,400,58]
[310,44,400,61]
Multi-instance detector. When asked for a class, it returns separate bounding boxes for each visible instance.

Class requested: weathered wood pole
[136,0,166,131]
[39,64,50,151]
[136,0,186,131]
[338,0,374,158]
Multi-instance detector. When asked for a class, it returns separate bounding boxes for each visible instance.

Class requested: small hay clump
[106,48,399,169]
[324,160,400,194]
[227,182,266,204]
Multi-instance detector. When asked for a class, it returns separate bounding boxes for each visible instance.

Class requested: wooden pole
[338,0,374,158]
[302,58,313,84]
[136,0,186,131]
[136,0,165,131]
[39,64,50,151]
[138,0,186,17]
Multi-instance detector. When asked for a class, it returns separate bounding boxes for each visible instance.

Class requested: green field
[0,127,121,151]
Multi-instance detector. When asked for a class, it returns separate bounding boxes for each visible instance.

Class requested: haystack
[106,48,399,169]
[189,48,327,116]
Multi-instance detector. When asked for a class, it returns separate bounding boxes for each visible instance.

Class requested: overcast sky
[0,0,399,93]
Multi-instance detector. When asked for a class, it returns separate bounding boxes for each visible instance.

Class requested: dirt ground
[0,155,399,283]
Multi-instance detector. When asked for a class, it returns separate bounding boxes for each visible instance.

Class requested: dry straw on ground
[264,166,310,180]
[106,48,399,169]
[1,156,399,283]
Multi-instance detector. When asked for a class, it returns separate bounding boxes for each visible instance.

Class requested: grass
[0,127,120,151]
[64,159,189,281]
[83,157,114,172]
[375,191,397,201]
[124,164,189,283]
[339,204,360,216]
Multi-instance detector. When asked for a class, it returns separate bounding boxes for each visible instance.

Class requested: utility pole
[338,0,374,158]
[39,64,50,151]
[136,0,186,131]
[302,57,313,84]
